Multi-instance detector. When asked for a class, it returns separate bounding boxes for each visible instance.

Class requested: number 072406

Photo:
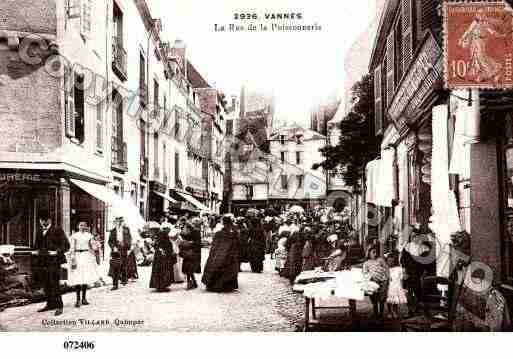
[63,341,95,350]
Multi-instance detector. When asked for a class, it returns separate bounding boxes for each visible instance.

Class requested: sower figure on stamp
[33,211,70,316]
[108,216,133,290]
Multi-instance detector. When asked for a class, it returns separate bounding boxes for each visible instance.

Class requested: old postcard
[1,1,513,349]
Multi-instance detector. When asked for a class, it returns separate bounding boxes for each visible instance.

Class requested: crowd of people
[29,206,442,322]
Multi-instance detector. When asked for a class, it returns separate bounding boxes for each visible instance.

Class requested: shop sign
[388,33,443,131]
[444,2,513,89]
[0,173,42,182]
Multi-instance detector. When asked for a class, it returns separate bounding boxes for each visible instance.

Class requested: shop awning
[174,191,211,213]
[70,179,146,229]
[153,191,178,204]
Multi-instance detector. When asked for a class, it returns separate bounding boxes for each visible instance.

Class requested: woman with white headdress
[169,225,185,283]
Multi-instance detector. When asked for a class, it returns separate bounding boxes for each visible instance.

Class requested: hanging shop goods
[444,2,513,89]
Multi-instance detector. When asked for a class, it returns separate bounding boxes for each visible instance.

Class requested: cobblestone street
[0,251,310,332]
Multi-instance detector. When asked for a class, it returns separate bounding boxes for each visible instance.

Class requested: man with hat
[108,216,133,290]
[33,211,70,316]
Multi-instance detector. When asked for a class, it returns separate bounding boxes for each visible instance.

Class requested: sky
[147,0,378,127]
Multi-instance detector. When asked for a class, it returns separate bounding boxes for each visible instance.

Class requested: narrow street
[0,251,306,332]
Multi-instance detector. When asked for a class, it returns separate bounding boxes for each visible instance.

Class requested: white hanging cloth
[449,105,468,176]
[375,148,396,207]
[365,160,380,205]
[431,105,462,278]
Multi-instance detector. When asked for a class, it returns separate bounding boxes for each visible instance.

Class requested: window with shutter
[96,101,103,152]
[111,95,118,164]
[401,0,414,73]
[80,0,92,39]
[154,133,159,178]
[281,175,288,190]
[417,0,440,38]
[64,67,76,138]
[374,64,383,135]
[386,30,395,106]
[175,152,180,184]
[395,18,403,83]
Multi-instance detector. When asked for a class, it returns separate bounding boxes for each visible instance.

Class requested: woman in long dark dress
[202,215,240,292]
[248,217,266,273]
[149,225,176,291]
[237,218,250,270]
[284,228,306,284]
[179,223,200,290]
[191,222,202,274]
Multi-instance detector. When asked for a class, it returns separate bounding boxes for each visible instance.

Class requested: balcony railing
[111,141,128,172]
[112,36,127,81]
[140,156,149,180]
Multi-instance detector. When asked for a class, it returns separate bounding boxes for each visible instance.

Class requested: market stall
[293,268,379,331]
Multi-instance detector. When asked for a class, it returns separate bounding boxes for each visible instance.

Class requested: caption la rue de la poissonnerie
[214,12,322,32]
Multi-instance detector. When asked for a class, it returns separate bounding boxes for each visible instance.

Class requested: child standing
[386,253,408,319]
[363,245,389,320]
[274,237,288,274]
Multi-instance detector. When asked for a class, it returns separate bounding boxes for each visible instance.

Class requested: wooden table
[293,269,376,331]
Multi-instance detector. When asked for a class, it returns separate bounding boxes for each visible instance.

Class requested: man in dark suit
[108,216,132,290]
[33,211,70,316]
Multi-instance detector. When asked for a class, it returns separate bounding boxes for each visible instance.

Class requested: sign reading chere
[388,33,443,132]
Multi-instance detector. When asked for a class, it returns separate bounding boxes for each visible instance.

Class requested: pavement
[0,250,390,332]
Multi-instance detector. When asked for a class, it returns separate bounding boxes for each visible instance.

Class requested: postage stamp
[443,2,513,89]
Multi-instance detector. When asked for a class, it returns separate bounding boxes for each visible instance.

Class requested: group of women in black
[149,218,202,292]
[237,216,267,273]
[274,218,364,285]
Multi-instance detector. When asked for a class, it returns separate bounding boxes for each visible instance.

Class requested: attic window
[296,134,304,144]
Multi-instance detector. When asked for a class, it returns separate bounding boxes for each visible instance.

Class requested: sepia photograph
[1,0,513,344]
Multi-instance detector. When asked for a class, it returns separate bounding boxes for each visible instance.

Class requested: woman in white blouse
[68,221,99,307]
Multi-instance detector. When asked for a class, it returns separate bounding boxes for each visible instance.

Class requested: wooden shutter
[117,98,123,156]
[111,97,118,162]
[64,67,76,138]
[401,0,414,73]
[418,0,440,37]
[80,0,92,39]
[96,101,103,152]
[175,152,180,183]
[386,30,395,106]
[374,64,383,135]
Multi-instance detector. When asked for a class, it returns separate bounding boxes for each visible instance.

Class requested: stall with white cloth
[293,268,379,331]
[70,179,146,277]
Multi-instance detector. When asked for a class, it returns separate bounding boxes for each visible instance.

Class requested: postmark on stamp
[444,2,513,89]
